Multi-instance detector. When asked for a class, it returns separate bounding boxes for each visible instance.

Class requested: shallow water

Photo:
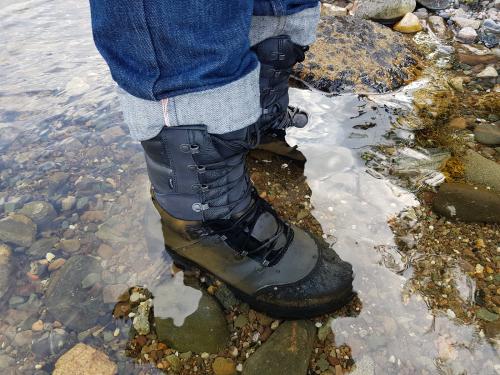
[0,0,498,374]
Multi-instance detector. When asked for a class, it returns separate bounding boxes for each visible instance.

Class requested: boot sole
[167,247,354,319]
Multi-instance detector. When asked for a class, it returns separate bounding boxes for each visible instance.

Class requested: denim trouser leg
[90,1,320,141]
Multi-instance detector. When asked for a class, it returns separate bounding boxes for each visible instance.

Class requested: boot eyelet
[190,144,200,153]
[187,164,197,171]
[179,144,190,153]
[197,165,206,173]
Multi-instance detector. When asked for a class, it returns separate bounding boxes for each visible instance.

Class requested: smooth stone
[457,27,478,43]
[28,237,58,257]
[428,15,447,36]
[81,272,101,289]
[416,0,452,10]
[18,201,56,230]
[476,65,498,78]
[433,183,500,223]
[477,308,499,322]
[354,0,416,21]
[212,357,237,375]
[393,12,423,33]
[474,123,500,145]
[14,330,33,347]
[464,150,500,191]
[452,16,481,30]
[292,16,421,94]
[31,329,69,357]
[0,244,14,299]
[322,3,348,16]
[61,196,76,211]
[242,321,315,375]
[0,214,37,247]
[45,255,103,331]
[448,77,464,92]
[0,354,14,369]
[53,343,117,375]
[155,290,229,354]
[96,216,128,245]
[59,238,81,253]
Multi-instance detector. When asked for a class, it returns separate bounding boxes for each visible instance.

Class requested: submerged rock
[18,201,56,230]
[433,183,500,223]
[242,320,315,375]
[53,343,117,375]
[354,0,416,21]
[45,255,103,331]
[474,123,500,145]
[28,237,58,257]
[0,214,37,247]
[464,150,500,192]
[0,244,13,301]
[292,16,421,94]
[155,290,229,353]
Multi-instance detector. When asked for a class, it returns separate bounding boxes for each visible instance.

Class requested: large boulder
[292,15,421,94]
[53,343,117,375]
[242,321,316,375]
[45,255,103,331]
[432,183,500,223]
[353,0,416,21]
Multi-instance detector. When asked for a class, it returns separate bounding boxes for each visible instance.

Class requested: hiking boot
[252,35,310,160]
[141,124,354,318]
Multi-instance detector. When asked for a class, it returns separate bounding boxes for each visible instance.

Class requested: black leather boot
[141,124,354,318]
[252,35,310,160]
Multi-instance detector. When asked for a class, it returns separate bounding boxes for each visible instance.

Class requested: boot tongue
[247,210,288,249]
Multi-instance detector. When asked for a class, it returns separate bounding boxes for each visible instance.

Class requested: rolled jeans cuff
[118,5,319,141]
[249,3,320,46]
[118,66,261,141]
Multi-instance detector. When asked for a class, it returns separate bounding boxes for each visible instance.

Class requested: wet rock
[13,330,33,347]
[479,19,500,48]
[59,238,80,253]
[448,77,464,92]
[0,244,14,299]
[322,3,348,17]
[354,0,416,21]
[428,15,447,37]
[213,357,236,375]
[474,123,500,145]
[476,65,498,78]
[100,126,126,145]
[464,150,500,192]
[457,27,478,44]
[18,201,56,230]
[96,216,128,245]
[60,196,76,211]
[0,354,14,369]
[53,343,117,375]
[155,290,229,353]
[433,183,500,223]
[292,16,421,94]
[45,255,103,331]
[31,328,69,357]
[0,214,37,247]
[477,308,499,322]
[97,244,113,259]
[416,0,452,10]
[28,237,58,257]
[81,210,105,223]
[242,321,315,375]
[452,17,481,30]
[48,258,66,272]
[393,13,422,33]
[133,299,152,335]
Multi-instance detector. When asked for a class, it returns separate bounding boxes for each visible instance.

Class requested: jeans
[89,0,320,140]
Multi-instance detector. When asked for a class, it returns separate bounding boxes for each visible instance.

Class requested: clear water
[0,0,498,374]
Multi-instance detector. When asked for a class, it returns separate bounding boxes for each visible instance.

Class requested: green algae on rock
[155,291,229,354]
[292,15,422,94]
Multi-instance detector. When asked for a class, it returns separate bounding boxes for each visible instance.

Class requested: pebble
[474,123,500,145]
[476,65,498,77]
[428,15,447,36]
[46,252,56,262]
[452,16,482,29]
[393,12,423,33]
[448,77,464,92]
[52,343,117,375]
[31,320,44,331]
[59,238,81,253]
[61,196,76,211]
[457,27,478,43]
[48,258,66,272]
[212,357,236,375]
